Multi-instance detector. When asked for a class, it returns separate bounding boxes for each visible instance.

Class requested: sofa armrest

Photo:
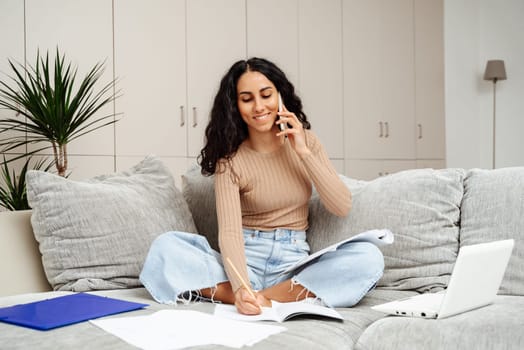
[0,210,52,297]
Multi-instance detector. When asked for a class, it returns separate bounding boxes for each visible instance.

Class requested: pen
[226,257,258,301]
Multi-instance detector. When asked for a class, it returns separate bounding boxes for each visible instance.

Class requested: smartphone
[278,92,287,132]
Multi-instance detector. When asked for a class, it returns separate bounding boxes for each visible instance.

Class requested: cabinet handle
[192,107,197,127]
[384,122,389,138]
[418,123,422,139]
[180,106,185,127]
[379,122,383,138]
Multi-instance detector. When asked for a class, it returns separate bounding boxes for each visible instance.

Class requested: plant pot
[0,210,52,297]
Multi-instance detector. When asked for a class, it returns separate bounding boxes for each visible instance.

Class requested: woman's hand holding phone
[276,93,311,158]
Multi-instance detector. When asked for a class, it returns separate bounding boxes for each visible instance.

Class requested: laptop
[372,239,514,320]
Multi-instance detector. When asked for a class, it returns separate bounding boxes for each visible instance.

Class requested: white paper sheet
[90,310,286,350]
[282,228,394,274]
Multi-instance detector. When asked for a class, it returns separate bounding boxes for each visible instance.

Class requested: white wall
[445,0,524,169]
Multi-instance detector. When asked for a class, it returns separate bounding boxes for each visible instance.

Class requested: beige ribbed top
[215,130,351,292]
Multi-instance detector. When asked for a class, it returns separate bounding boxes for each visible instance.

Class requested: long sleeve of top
[215,130,351,292]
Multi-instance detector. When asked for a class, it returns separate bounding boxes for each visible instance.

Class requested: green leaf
[0,48,119,175]
[0,156,53,211]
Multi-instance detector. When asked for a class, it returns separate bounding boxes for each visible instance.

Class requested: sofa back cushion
[460,167,524,296]
[26,156,197,291]
[181,166,219,251]
[308,169,465,292]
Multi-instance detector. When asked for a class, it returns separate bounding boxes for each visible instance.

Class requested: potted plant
[0,154,54,293]
[0,48,118,178]
[0,49,117,294]
[0,156,52,211]
[0,155,54,281]
[0,49,118,292]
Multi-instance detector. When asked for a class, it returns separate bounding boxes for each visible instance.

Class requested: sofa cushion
[0,287,414,350]
[356,295,524,350]
[181,165,219,251]
[460,167,524,296]
[307,169,465,292]
[26,156,197,292]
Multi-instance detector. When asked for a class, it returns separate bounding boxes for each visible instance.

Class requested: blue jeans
[139,229,384,307]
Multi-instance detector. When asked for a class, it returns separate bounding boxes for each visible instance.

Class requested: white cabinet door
[115,0,246,161]
[298,0,344,160]
[248,0,344,160]
[416,159,446,170]
[344,0,415,160]
[117,156,189,189]
[345,159,416,181]
[0,0,25,155]
[414,0,445,159]
[0,0,24,98]
[114,0,187,158]
[66,156,115,180]
[25,0,114,158]
[247,0,299,85]
[186,0,247,157]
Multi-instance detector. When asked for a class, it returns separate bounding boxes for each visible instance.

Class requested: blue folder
[0,292,148,331]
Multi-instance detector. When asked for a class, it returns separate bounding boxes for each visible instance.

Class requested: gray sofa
[1,156,523,349]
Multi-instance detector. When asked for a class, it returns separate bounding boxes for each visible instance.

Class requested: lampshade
[483,60,507,82]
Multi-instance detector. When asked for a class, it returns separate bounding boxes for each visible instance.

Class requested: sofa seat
[0,288,416,350]
[357,295,524,350]
[2,289,522,349]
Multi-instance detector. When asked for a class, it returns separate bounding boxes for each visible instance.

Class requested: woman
[140,57,384,315]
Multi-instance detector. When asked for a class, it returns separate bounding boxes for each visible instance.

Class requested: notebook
[214,300,343,323]
[0,292,148,330]
[372,239,514,319]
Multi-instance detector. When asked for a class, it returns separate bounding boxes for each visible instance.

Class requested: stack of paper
[91,309,286,349]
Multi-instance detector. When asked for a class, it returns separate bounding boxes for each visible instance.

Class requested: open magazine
[214,300,343,323]
[282,229,394,274]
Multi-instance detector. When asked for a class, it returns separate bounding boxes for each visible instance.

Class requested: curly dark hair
[198,57,310,176]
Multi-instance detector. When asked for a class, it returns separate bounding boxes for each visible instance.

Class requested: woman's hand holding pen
[234,287,271,315]
[276,104,311,158]
[226,257,271,315]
